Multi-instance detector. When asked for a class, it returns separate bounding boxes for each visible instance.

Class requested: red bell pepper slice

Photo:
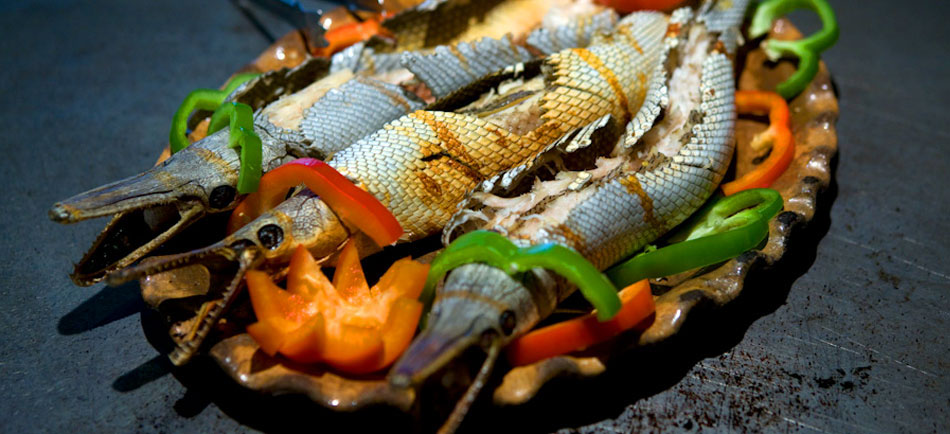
[227,158,403,247]
[721,90,795,196]
[246,241,428,373]
[505,279,654,366]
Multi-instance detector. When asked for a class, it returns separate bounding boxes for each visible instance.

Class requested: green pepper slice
[605,188,783,287]
[512,243,622,321]
[169,72,260,153]
[206,102,263,194]
[749,0,839,99]
[422,231,621,322]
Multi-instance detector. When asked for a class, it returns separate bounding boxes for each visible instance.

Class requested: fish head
[388,262,550,432]
[50,131,249,285]
[106,190,352,365]
[389,263,547,387]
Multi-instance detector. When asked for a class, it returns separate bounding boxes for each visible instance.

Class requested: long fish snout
[389,263,539,388]
[387,264,543,434]
[51,132,244,285]
[50,131,242,224]
[107,238,265,366]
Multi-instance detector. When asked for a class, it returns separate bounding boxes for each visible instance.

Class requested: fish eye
[499,310,516,335]
[209,185,237,209]
[257,224,284,249]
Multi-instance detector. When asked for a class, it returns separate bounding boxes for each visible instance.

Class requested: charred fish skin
[48,29,534,227]
[393,0,749,400]
[52,1,620,283]
[526,9,619,56]
[401,34,534,100]
[51,125,301,285]
[104,189,349,365]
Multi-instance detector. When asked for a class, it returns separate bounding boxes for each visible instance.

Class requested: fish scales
[177,9,668,292]
[503,45,736,279]
[402,35,533,100]
[525,9,619,55]
[298,76,425,159]
[393,0,749,399]
[324,12,669,242]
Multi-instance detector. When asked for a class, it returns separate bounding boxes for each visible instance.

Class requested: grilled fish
[390,2,750,430]
[111,7,669,365]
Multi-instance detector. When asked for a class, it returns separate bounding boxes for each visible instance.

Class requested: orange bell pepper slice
[246,241,428,374]
[721,90,795,196]
[314,18,392,58]
[505,279,655,366]
[595,0,686,13]
[227,158,403,247]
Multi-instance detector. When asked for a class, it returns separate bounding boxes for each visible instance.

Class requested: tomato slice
[247,319,292,356]
[320,325,385,373]
[246,270,307,323]
[375,257,430,300]
[377,297,424,369]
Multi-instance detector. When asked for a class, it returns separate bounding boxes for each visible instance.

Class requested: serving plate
[139,16,837,425]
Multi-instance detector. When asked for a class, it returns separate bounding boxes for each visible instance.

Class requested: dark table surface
[2,0,947,432]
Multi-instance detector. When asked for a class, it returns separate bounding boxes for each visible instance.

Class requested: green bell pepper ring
[512,243,622,321]
[673,188,784,242]
[169,72,260,153]
[420,231,519,310]
[605,188,783,287]
[749,0,839,99]
[206,102,263,194]
[421,231,622,322]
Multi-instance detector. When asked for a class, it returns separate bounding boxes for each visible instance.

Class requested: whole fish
[49,0,607,285]
[389,1,750,430]
[111,8,669,365]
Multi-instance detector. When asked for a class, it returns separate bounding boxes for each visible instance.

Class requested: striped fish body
[392,0,750,387]
[221,11,670,270]
[327,12,670,247]
[214,11,669,269]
